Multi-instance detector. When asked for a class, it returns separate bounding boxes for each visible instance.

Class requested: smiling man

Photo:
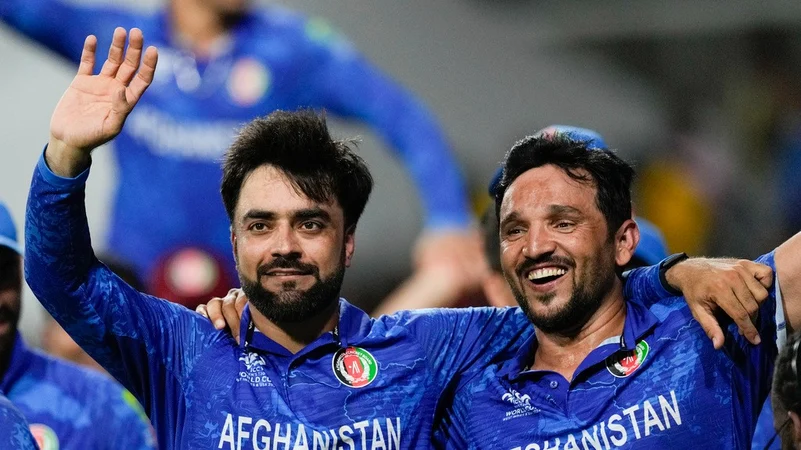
[24,29,538,449]
[437,134,800,448]
[25,28,781,450]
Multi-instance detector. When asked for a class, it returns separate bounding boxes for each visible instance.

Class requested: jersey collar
[0,332,32,394]
[498,298,660,381]
[238,299,373,357]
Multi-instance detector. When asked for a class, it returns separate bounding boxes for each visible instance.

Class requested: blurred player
[436,131,798,448]
[0,0,484,293]
[0,202,155,449]
[0,394,38,450]
[770,331,801,449]
[25,30,763,449]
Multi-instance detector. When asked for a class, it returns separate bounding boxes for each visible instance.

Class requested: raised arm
[24,29,217,444]
[0,0,133,65]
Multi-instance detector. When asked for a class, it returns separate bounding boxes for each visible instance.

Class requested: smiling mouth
[526,267,568,285]
[265,270,310,277]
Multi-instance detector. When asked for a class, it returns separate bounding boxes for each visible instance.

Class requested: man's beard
[508,251,616,337]
[239,256,345,323]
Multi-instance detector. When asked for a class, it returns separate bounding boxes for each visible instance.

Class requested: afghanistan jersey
[1,333,156,450]
[0,393,38,450]
[437,253,785,449]
[2,0,471,280]
[25,151,671,449]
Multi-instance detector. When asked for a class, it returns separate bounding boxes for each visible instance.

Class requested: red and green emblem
[30,424,59,450]
[332,347,378,388]
[606,340,649,378]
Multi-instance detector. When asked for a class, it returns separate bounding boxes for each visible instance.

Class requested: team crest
[332,347,378,388]
[227,58,270,107]
[29,424,59,450]
[606,340,649,378]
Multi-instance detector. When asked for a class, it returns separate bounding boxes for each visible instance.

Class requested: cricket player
[436,131,797,449]
[25,29,771,449]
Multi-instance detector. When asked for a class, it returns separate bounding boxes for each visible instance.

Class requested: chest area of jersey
[185,346,433,449]
[462,335,737,449]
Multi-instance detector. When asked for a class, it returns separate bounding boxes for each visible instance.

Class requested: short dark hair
[221,110,373,231]
[773,331,801,416]
[493,135,635,237]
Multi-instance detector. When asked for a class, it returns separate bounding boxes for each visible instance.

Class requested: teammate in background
[770,331,801,449]
[0,0,485,294]
[0,202,155,449]
[0,394,38,450]
[26,30,765,449]
[436,132,800,448]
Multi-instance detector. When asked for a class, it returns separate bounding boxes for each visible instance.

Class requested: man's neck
[249,302,340,354]
[530,282,627,382]
[170,0,233,57]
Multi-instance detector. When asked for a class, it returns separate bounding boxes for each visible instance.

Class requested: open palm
[50,27,158,152]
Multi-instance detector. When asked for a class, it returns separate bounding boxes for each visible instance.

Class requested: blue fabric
[752,398,781,450]
[0,394,38,450]
[24,152,536,449]
[1,334,155,450]
[437,252,782,449]
[2,1,471,280]
[0,200,22,254]
[25,150,669,449]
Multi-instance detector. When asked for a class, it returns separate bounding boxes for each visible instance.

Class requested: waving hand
[47,27,158,177]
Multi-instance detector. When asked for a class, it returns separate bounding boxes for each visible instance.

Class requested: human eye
[300,221,324,232]
[248,222,269,233]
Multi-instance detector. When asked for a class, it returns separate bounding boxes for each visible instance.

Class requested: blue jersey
[0,333,156,450]
[0,394,38,450]
[752,398,781,449]
[24,152,668,449]
[437,253,784,449]
[2,1,471,279]
[24,154,531,449]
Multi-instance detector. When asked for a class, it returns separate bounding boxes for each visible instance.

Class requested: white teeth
[527,267,567,281]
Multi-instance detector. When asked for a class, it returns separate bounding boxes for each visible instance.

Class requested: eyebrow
[293,208,332,223]
[241,208,333,224]
[499,211,520,229]
[547,205,583,216]
[242,209,276,222]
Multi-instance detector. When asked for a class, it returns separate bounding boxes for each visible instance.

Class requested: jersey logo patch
[501,388,540,420]
[237,351,274,388]
[227,58,270,107]
[29,424,59,450]
[332,347,378,388]
[606,340,649,378]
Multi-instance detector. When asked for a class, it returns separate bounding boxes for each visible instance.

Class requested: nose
[270,223,302,258]
[522,224,557,260]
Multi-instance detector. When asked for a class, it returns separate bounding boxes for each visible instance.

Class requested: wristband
[659,252,689,296]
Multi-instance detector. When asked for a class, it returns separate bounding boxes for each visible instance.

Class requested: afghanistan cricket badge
[30,424,59,450]
[332,347,378,388]
[606,340,649,378]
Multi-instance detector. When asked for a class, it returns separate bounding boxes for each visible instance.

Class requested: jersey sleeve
[0,395,38,450]
[384,307,530,390]
[0,0,136,65]
[291,18,471,229]
[24,150,223,427]
[725,251,784,410]
[622,262,676,306]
